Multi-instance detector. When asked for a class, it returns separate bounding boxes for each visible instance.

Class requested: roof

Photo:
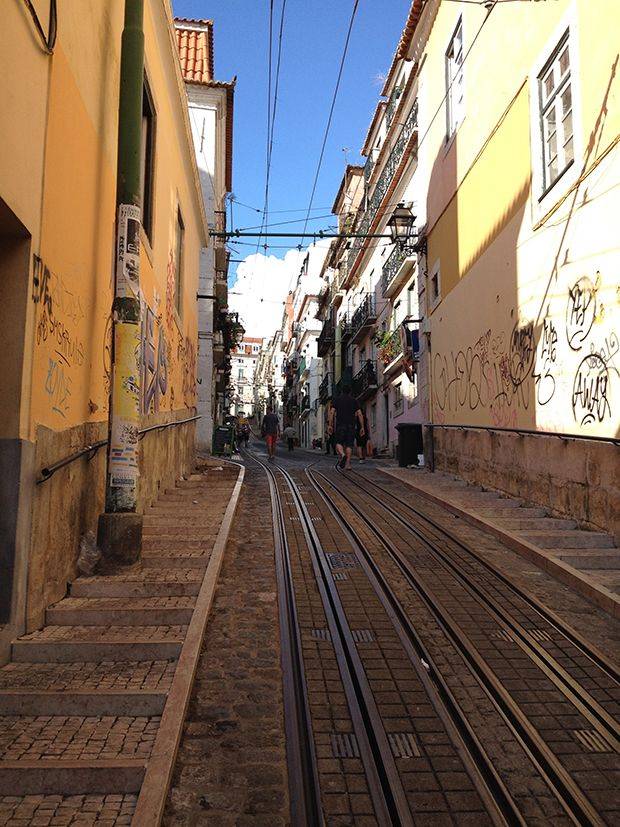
[396,0,425,60]
[174,19,214,83]
[174,19,236,192]
[361,101,387,156]
[331,165,364,215]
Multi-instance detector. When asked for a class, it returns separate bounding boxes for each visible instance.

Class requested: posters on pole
[116,204,141,298]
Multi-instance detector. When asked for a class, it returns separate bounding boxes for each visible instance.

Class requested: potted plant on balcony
[374,330,399,365]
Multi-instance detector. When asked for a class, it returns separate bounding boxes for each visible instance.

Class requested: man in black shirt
[328,384,364,470]
[261,407,280,462]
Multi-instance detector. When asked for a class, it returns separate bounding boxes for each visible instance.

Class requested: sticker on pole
[117,204,141,297]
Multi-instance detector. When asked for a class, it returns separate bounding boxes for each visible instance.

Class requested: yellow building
[399,0,619,535]
[0,0,208,657]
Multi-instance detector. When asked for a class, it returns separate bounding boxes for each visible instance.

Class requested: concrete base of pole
[97,512,143,564]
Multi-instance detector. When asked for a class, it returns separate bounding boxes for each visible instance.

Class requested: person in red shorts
[261,406,281,462]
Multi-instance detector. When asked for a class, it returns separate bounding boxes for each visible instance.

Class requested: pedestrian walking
[261,407,280,462]
[356,409,372,462]
[324,401,336,455]
[328,384,364,470]
[283,424,296,452]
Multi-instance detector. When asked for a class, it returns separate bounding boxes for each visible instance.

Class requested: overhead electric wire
[255,0,275,255]
[301,0,360,239]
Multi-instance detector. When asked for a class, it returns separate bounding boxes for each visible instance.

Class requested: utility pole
[98,0,144,563]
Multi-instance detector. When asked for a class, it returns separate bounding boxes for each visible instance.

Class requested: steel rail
[343,473,620,751]
[277,461,408,825]
[246,448,410,824]
[316,469,604,826]
[241,450,323,826]
[305,468,520,827]
[349,471,620,685]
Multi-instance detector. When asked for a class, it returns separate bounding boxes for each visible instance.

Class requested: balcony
[318,373,331,404]
[335,366,353,396]
[385,85,403,129]
[381,242,417,298]
[350,294,377,344]
[317,319,335,356]
[353,359,378,401]
[339,314,352,341]
[345,101,418,278]
[377,328,404,377]
[301,394,310,414]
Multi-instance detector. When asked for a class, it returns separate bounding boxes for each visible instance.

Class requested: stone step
[581,570,620,594]
[0,689,166,716]
[552,549,620,570]
[142,525,218,538]
[142,536,215,550]
[140,555,208,570]
[0,761,145,796]
[71,577,201,598]
[474,506,548,519]
[518,530,615,549]
[46,597,195,627]
[143,513,221,526]
[493,517,578,531]
[12,626,184,663]
[0,792,138,822]
[0,714,159,766]
[0,660,175,695]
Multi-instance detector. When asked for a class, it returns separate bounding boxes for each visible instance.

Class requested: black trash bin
[396,423,423,467]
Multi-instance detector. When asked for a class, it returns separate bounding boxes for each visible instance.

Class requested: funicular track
[308,465,620,826]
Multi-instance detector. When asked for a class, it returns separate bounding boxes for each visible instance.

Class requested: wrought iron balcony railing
[353,359,378,400]
[318,373,331,403]
[381,241,417,296]
[340,314,352,341]
[385,84,403,129]
[350,294,377,342]
[317,319,335,356]
[346,101,418,277]
[301,395,310,412]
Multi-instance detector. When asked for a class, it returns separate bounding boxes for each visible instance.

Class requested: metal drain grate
[528,628,553,643]
[352,629,376,643]
[332,571,348,581]
[331,733,360,758]
[389,732,421,758]
[572,729,613,753]
[310,628,331,642]
[327,553,359,569]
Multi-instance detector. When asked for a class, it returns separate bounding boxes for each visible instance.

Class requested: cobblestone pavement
[163,463,289,826]
[0,794,137,826]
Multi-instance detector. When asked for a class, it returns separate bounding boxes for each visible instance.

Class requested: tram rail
[310,466,619,826]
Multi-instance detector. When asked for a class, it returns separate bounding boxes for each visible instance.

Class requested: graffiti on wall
[177,335,197,408]
[32,255,86,419]
[141,302,168,414]
[432,270,617,434]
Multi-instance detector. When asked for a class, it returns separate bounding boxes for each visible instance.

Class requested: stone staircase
[384,468,619,617]
[0,465,240,825]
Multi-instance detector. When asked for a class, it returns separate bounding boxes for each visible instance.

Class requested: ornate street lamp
[387,202,416,247]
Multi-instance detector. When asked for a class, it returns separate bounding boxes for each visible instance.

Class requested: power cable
[255,0,275,255]
[301,0,360,238]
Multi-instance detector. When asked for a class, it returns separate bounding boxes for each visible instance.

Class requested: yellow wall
[423,0,620,439]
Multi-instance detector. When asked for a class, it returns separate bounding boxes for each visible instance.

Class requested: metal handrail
[37,414,202,483]
[429,422,620,446]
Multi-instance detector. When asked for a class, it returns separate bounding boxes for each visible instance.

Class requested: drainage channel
[315,467,616,826]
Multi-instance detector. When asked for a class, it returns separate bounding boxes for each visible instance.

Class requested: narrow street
[162,439,619,825]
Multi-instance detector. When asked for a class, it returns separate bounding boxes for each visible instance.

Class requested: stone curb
[131,463,245,826]
[0,759,146,796]
[382,468,620,619]
[0,689,166,716]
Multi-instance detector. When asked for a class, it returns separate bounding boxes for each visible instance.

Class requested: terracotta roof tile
[174,19,214,83]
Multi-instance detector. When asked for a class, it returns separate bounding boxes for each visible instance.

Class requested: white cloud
[228,240,330,339]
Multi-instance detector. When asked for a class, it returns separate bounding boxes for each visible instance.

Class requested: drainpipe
[98,0,145,563]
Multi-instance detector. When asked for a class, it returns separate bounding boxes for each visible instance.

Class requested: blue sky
[173,0,411,274]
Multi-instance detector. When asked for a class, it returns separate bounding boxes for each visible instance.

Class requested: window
[446,19,464,138]
[174,207,184,315]
[407,282,416,316]
[394,383,403,415]
[430,260,441,305]
[538,32,573,191]
[140,80,156,240]
[371,403,377,429]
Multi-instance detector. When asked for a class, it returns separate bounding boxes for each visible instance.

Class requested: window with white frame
[538,31,573,191]
[446,18,464,138]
